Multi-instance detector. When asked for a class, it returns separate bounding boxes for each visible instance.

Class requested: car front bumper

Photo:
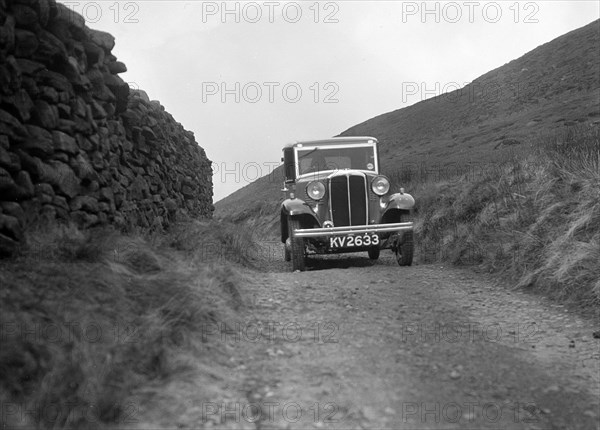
[293,222,413,238]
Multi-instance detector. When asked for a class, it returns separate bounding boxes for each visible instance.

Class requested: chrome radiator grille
[329,174,368,227]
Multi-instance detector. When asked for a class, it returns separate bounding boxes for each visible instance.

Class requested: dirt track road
[136,251,599,430]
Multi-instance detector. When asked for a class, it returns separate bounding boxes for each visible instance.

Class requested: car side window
[283,148,295,181]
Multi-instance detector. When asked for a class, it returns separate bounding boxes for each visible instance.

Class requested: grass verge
[407,125,599,307]
[0,219,253,428]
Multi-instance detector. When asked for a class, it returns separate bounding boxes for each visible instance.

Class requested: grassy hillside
[412,125,599,307]
[338,20,599,168]
[215,19,600,233]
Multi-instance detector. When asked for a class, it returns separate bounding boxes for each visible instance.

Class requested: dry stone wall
[0,0,213,254]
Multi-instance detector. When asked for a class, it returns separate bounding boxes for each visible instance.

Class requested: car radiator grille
[329,174,368,226]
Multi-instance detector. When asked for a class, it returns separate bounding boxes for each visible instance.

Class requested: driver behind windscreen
[308,152,327,173]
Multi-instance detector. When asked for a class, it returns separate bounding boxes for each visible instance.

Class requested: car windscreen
[297,146,376,175]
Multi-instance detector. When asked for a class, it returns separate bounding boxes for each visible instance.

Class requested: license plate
[329,234,379,248]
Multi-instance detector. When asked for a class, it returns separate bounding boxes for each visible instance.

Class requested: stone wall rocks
[0,0,213,255]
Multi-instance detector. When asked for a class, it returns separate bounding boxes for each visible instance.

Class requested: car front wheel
[396,231,413,266]
[368,247,380,260]
[288,218,306,271]
[284,239,291,262]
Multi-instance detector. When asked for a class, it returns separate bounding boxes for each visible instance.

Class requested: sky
[63,1,600,201]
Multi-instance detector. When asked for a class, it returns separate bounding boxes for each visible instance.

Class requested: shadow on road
[305,254,384,271]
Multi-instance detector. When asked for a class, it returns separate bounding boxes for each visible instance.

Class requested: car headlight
[372,176,390,196]
[306,181,325,200]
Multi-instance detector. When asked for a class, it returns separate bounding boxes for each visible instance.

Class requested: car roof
[283,136,378,149]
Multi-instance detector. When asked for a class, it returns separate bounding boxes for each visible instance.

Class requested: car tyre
[368,247,380,260]
[396,231,413,266]
[288,218,306,271]
[284,241,291,262]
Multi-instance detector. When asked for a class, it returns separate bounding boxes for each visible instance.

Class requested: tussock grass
[216,198,282,239]
[0,220,249,428]
[164,219,258,269]
[404,125,599,307]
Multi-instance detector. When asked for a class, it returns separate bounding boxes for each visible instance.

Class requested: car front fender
[281,198,314,217]
[386,192,415,210]
[280,199,319,242]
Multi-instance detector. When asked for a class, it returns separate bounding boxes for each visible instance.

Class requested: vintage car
[280,136,415,271]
